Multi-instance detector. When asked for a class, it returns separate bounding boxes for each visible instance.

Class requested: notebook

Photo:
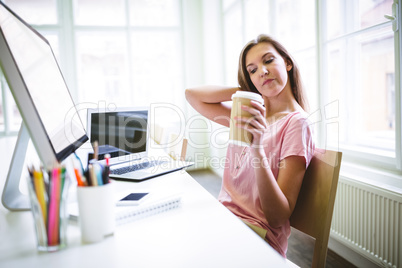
[69,193,182,225]
[86,107,193,181]
[115,194,182,225]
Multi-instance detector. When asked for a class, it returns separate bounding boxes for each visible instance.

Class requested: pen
[60,166,66,195]
[103,153,110,184]
[33,169,48,230]
[93,162,103,186]
[74,168,86,186]
[28,165,34,178]
[48,167,60,246]
[71,155,86,186]
[105,153,110,166]
[93,141,98,160]
[84,167,91,186]
[88,164,98,186]
[74,152,85,174]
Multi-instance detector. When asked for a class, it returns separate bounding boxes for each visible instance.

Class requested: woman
[185,34,315,257]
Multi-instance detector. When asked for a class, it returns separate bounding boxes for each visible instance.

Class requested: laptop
[86,107,193,181]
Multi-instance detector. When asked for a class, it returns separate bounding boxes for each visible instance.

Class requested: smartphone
[116,193,149,206]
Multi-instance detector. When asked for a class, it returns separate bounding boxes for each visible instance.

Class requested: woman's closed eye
[247,57,273,74]
[248,68,257,74]
[264,57,274,64]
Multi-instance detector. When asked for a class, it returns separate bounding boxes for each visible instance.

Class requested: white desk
[0,136,290,267]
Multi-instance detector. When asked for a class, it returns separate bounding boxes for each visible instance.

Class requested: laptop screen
[87,108,148,160]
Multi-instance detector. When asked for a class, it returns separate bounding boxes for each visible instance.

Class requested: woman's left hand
[235,100,268,149]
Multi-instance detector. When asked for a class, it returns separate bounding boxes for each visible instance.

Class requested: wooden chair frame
[289,149,342,268]
[151,123,188,161]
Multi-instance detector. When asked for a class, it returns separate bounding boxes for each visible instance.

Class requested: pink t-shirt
[218,111,315,257]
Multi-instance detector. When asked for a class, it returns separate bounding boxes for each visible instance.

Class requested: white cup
[77,182,115,243]
[229,91,264,146]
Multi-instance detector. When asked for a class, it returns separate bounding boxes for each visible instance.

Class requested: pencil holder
[77,182,115,243]
[26,167,70,252]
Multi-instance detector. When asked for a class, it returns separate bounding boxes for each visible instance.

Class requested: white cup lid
[231,91,264,103]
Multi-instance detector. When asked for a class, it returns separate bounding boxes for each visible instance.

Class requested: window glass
[359,0,393,29]
[75,32,130,105]
[326,0,342,40]
[266,0,318,133]
[130,31,183,106]
[244,0,270,41]
[223,1,243,85]
[325,40,347,145]
[275,0,315,51]
[326,0,393,40]
[4,0,57,25]
[73,0,126,26]
[325,26,395,154]
[129,0,180,27]
[356,27,395,151]
[293,49,318,112]
[223,0,238,11]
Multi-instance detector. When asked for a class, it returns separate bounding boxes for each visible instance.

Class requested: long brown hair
[237,34,309,111]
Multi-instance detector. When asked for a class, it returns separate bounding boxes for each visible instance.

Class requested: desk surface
[0,137,289,268]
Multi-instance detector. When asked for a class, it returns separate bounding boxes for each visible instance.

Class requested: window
[74,0,126,26]
[222,0,271,85]
[272,0,318,120]
[73,0,183,107]
[222,0,243,85]
[0,0,184,135]
[222,0,401,173]
[75,31,130,105]
[323,0,396,162]
[4,0,57,25]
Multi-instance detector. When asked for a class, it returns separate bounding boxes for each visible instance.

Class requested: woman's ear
[286,60,293,72]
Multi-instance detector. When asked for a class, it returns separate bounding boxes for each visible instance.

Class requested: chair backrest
[151,123,165,145]
[166,133,188,161]
[289,149,342,268]
[151,123,188,161]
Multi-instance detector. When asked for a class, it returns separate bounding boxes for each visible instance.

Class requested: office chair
[151,123,165,145]
[288,149,342,268]
[166,133,188,161]
[151,123,188,161]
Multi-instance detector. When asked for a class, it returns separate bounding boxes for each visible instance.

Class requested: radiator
[330,177,402,268]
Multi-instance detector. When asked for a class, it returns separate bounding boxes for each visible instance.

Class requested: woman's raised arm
[185,85,239,127]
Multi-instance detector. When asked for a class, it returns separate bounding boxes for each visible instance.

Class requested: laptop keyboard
[110,160,168,175]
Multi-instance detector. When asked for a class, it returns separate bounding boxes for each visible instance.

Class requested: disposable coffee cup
[229,91,264,146]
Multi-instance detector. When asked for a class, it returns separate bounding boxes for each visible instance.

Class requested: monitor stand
[1,123,31,211]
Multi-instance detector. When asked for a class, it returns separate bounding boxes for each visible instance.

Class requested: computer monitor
[0,3,88,211]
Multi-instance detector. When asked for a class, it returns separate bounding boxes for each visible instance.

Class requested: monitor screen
[0,3,88,211]
[0,3,87,162]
